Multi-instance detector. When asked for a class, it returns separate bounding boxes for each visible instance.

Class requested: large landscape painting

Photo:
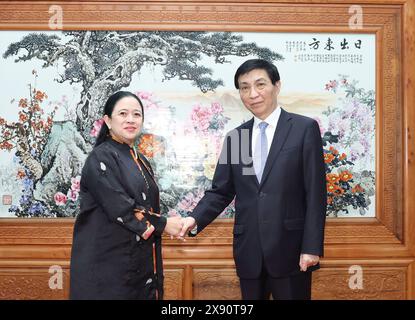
[0,31,376,218]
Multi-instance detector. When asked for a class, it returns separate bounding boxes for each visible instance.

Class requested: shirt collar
[253,105,281,129]
[107,135,134,152]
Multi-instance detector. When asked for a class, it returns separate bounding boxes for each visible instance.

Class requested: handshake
[164,216,197,241]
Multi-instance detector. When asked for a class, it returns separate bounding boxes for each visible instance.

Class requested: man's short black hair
[234,59,280,89]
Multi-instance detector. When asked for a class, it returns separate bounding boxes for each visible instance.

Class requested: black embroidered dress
[70,137,166,300]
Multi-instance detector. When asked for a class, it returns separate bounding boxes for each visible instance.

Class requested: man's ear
[274,80,282,94]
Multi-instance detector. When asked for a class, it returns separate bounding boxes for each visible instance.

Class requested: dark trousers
[239,264,312,300]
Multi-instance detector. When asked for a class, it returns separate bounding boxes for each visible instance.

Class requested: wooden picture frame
[0,0,414,299]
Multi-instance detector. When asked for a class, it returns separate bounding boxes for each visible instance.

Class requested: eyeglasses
[238,82,268,95]
[116,110,142,119]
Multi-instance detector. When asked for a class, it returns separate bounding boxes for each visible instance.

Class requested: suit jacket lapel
[260,108,292,187]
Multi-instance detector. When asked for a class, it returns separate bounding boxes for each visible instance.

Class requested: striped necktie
[255,121,269,182]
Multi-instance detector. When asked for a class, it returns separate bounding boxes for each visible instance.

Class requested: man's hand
[164,216,184,238]
[177,217,197,241]
[299,253,319,272]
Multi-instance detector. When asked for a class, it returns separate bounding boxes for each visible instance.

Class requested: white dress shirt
[252,105,281,164]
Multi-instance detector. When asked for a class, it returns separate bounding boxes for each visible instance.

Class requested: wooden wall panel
[0,264,70,300]
[0,257,413,300]
[312,261,412,300]
[192,268,241,300]
[313,268,406,300]
[163,268,184,300]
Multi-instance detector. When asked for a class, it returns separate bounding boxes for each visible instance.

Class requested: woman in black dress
[70,91,183,300]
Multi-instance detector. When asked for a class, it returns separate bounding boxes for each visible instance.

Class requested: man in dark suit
[179,59,327,300]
